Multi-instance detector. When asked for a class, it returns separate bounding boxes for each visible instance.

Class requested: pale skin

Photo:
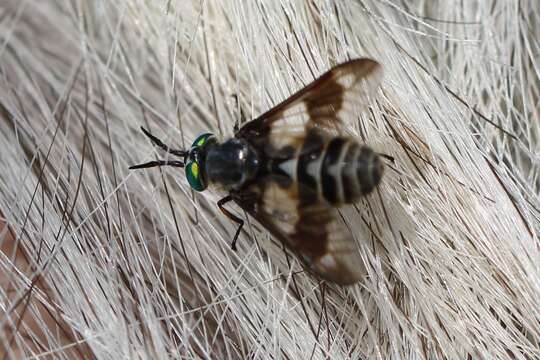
[0,219,94,358]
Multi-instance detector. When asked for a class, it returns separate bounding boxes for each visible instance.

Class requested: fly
[130,58,384,285]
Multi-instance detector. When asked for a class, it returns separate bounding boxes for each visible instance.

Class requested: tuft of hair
[0,1,538,359]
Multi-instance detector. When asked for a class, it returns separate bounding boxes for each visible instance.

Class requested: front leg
[217,195,244,251]
[139,127,187,157]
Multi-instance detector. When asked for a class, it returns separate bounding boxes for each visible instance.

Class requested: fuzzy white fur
[0,1,538,359]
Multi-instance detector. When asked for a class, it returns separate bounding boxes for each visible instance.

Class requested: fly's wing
[234,175,365,285]
[230,59,382,284]
[235,58,383,151]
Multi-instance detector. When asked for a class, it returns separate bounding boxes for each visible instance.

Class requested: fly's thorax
[204,138,260,190]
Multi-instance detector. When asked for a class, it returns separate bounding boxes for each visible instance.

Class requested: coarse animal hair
[0,1,538,359]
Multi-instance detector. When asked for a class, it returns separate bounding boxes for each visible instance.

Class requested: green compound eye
[186,132,213,192]
[191,133,213,149]
[185,162,206,192]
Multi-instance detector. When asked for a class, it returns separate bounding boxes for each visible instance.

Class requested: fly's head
[185,133,216,192]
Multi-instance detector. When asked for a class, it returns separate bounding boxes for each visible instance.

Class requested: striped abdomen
[275,132,383,205]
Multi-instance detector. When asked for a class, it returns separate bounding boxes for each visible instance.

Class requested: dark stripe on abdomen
[356,146,383,195]
[322,139,384,205]
[297,130,324,190]
[321,137,346,204]
[296,135,384,206]
[341,143,361,201]
[297,130,325,206]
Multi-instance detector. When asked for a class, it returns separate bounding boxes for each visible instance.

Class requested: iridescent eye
[185,162,206,191]
[191,133,214,149]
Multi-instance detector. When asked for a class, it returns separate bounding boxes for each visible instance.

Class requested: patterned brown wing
[233,174,365,285]
[235,58,383,150]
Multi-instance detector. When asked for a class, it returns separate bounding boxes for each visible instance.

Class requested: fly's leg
[139,127,187,158]
[129,160,184,170]
[231,94,247,132]
[129,128,188,170]
[378,153,395,163]
[217,195,244,251]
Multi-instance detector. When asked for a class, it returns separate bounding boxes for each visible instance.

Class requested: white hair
[0,1,538,359]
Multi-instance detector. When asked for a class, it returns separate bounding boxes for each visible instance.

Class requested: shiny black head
[129,127,259,192]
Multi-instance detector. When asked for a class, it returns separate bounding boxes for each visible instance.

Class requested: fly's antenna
[129,127,188,169]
